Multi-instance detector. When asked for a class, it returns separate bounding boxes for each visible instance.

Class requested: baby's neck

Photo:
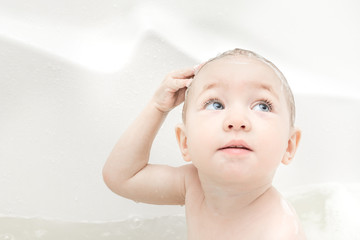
[199,177,274,217]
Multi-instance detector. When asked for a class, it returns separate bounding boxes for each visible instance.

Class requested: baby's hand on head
[153,67,195,113]
[193,62,205,75]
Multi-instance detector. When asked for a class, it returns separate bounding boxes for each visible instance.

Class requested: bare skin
[103,56,306,239]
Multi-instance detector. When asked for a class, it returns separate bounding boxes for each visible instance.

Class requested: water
[1,183,360,240]
[286,182,360,240]
[0,215,186,240]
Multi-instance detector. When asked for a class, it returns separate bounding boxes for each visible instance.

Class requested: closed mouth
[218,140,253,152]
[219,145,252,151]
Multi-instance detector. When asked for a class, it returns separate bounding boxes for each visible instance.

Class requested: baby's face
[181,56,294,186]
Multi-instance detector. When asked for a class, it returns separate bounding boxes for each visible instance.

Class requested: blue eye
[205,99,224,110]
[253,101,272,112]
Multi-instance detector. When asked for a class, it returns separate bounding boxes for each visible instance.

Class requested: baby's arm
[102,68,194,205]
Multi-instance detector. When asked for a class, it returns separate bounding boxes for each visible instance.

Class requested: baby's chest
[185,204,255,239]
[185,213,265,240]
[185,204,285,240]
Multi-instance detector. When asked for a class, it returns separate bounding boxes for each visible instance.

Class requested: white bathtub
[1,1,360,239]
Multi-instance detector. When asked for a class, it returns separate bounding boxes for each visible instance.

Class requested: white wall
[0,0,359,221]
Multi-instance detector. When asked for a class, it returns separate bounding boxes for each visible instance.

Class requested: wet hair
[182,48,296,126]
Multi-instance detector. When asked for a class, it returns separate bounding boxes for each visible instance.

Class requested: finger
[169,67,195,79]
[168,77,191,92]
[174,88,187,106]
[193,63,205,75]
[186,78,193,87]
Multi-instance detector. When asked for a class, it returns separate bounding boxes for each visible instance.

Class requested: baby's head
[176,48,301,185]
[182,48,295,127]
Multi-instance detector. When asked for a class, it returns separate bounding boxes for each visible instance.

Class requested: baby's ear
[175,123,191,162]
[282,128,301,165]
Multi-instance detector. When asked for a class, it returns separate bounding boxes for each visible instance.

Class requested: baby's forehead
[191,56,282,91]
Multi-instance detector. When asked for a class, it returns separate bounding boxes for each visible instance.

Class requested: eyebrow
[255,82,280,100]
[199,80,279,97]
[195,81,226,100]
[200,82,222,93]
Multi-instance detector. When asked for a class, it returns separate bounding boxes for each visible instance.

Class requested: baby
[103,48,306,239]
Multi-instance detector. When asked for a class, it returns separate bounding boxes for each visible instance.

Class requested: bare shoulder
[182,163,198,177]
[262,188,307,239]
[280,201,307,239]
[183,165,208,214]
[274,210,307,239]
[180,164,199,191]
[182,164,200,186]
[181,164,204,199]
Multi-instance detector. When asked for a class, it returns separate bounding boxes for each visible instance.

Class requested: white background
[0,0,359,221]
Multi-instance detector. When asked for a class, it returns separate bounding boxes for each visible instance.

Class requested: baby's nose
[223,116,251,132]
[228,123,246,130]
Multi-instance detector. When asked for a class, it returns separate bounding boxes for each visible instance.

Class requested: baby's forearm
[103,99,167,194]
